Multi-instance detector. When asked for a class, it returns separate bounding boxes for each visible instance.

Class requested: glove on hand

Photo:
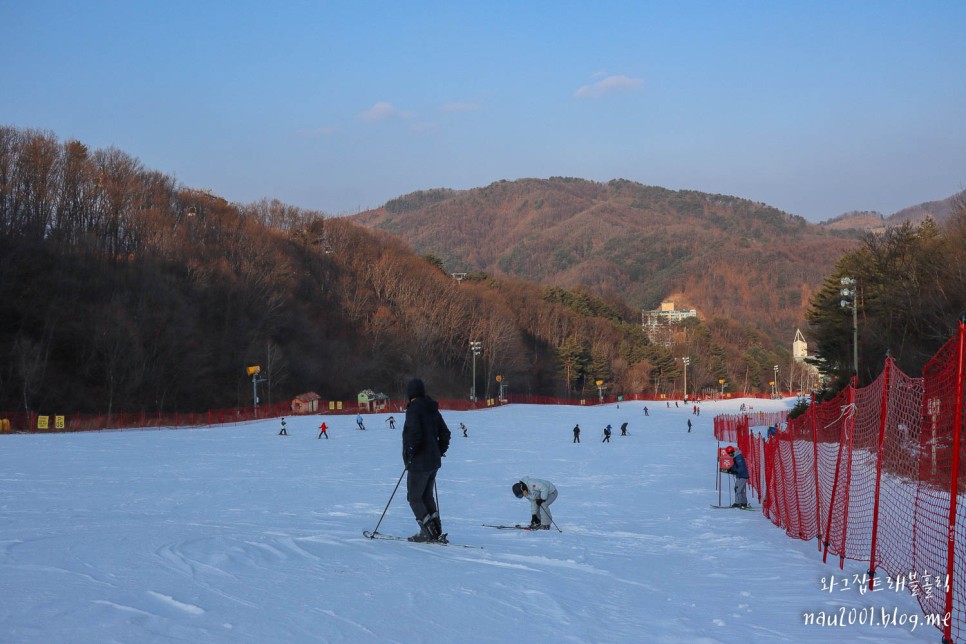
[535,498,544,506]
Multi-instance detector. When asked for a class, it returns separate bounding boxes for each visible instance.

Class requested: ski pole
[541,503,563,533]
[434,479,440,518]
[433,479,443,534]
[367,466,407,537]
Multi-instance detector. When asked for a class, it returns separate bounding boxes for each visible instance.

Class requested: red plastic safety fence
[747,322,966,642]
[713,411,790,443]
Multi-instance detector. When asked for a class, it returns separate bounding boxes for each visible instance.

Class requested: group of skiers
[291,387,744,541]
[572,421,630,443]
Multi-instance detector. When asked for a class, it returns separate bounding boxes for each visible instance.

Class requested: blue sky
[2,1,964,221]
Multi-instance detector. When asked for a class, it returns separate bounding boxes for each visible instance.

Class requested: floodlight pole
[840,277,858,377]
[470,341,482,401]
[682,356,690,401]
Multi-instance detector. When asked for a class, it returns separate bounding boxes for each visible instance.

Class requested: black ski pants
[407,468,439,522]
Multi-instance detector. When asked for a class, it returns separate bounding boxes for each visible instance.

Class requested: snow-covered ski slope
[0,398,935,643]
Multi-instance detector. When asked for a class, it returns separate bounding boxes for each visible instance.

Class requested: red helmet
[725,446,736,455]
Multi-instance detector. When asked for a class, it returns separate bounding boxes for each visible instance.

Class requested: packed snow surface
[0,398,935,642]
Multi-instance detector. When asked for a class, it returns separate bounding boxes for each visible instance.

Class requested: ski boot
[408,514,443,543]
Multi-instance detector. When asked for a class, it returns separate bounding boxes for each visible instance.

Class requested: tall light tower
[469,341,482,401]
[682,356,690,402]
[246,365,265,414]
[840,276,858,377]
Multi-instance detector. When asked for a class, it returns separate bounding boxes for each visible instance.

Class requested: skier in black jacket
[402,378,451,542]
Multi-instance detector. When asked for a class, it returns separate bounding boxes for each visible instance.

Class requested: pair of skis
[362,522,548,547]
[710,504,758,511]
[362,530,482,549]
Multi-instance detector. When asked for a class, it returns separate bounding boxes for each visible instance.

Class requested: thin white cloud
[440,101,480,112]
[358,101,414,122]
[574,74,643,99]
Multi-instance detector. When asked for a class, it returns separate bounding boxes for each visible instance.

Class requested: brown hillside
[352,178,863,347]
[887,190,966,226]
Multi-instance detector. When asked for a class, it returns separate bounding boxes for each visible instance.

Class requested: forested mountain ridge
[6,127,772,414]
[4,125,955,415]
[352,178,864,347]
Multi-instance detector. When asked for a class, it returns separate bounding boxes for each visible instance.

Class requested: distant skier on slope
[356,414,366,430]
[620,422,628,436]
[512,477,557,529]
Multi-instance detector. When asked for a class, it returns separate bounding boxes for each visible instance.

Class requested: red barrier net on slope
[742,324,966,642]
[915,331,966,642]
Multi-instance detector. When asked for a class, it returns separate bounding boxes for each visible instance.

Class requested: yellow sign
[55,415,65,430]
[37,416,49,430]
[496,375,502,382]
[246,365,261,377]
[595,379,603,386]
[718,379,725,384]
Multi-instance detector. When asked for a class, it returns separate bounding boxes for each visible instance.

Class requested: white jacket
[521,477,557,514]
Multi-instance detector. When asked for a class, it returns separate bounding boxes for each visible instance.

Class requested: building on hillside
[642,301,698,347]
[357,389,390,412]
[793,329,808,361]
[291,392,321,414]
[791,328,822,392]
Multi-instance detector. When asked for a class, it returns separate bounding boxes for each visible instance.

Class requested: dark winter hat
[512,482,525,498]
[406,378,426,399]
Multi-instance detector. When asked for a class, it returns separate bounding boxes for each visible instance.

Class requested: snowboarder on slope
[278,418,287,436]
[512,477,557,529]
